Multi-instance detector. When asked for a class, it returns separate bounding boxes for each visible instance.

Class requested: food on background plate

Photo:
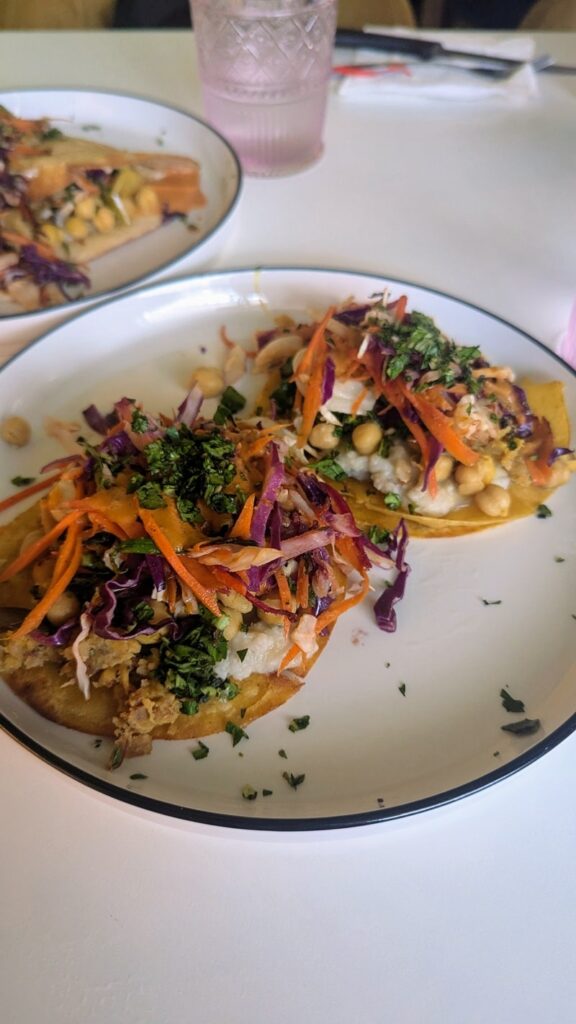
[251,292,574,537]
[0,389,408,765]
[0,105,206,311]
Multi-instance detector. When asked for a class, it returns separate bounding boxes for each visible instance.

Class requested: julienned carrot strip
[138,506,221,617]
[229,492,256,540]
[392,295,408,322]
[1,231,56,262]
[274,569,294,612]
[211,566,249,597]
[350,385,370,416]
[0,509,81,583]
[0,472,62,514]
[12,534,83,639]
[335,536,365,575]
[296,560,309,609]
[278,642,302,674]
[296,305,336,378]
[87,511,129,541]
[52,519,81,581]
[314,572,370,633]
[400,384,479,467]
[382,379,434,482]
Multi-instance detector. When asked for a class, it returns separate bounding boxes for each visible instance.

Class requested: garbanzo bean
[352,421,383,456]
[309,422,339,451]
[75,195,97,220]
[474,484,511,518]
[1,415,31,446]
[222,608,243,641]
[64,215,89,241]
[455,455,494,496]
[46,591,81,627]
[94,207,116,234]
[135,186,161,217]
[190,366,225,398]
[434,453,454,483]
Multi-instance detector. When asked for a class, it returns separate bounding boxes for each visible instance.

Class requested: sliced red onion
[280,528,334,559]
[99,430,138,458]
[333,304,371,326]
[175,385,203,427]
[82,404,118,436]
[548,446,574,465]
[324,511,362,537]
[40,453,84,474]
[268,501,283,550]
[422,437,443,492]
[321,356,336,403]
[250,443,285,545]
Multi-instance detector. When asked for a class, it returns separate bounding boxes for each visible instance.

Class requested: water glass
[190,0,338,177]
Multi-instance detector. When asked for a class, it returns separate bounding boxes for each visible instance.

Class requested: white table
[2,30,576,1024]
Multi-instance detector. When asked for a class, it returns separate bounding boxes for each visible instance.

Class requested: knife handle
[335,28,442,61]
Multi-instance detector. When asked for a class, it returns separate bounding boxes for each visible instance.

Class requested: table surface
[1,29,576,1024]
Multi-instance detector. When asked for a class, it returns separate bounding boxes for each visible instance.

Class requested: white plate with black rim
[0,89,242,321]
[1,267,575,831]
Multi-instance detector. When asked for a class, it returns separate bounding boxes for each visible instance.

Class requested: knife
[334,28,571,74]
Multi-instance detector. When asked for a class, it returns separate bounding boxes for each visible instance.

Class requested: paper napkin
[337,31,539,104]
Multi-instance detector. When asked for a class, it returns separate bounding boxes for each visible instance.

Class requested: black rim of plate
[1,265,575,831]
[0,87,243,321]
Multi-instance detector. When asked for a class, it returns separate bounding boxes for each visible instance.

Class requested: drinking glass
[190,0,337,177]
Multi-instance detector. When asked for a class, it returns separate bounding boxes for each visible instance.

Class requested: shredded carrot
[296,560,309,609]
[138,506,221,617]
[278,642,301,674]
[295,305,335,379]
[211,566,249,597]
[335,536,365,575]
[52,518,82,582]
[350,385,370,416]
[274,568,294,612]
[393,295,408,323]
[229,492,256,540]
[314,572,370,633]
[166,575,178,613]
[0,472,61,514]
[219,325,237,350]
[382,379,436,494]
[87,511,129,541]
[12,532,83,639]
[400,383,479,467]
[0,509,81,583]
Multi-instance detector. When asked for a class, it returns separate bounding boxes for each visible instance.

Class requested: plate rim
[1,264,575,831]
[0,85,243,322]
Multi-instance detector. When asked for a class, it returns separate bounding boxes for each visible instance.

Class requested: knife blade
[334,28,558,73]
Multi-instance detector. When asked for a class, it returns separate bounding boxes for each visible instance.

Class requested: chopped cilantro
[192,741,209,761]
[381,309,481,390]
[119,537,160,554]
[536,504,552,519]
[288,715,310,732]
[131,408,150,433]
[158,616,236,711]
[214,386,246,425]
[237,649,248,663]
[262,788,273,797]
[132,601,154,624]
[10,475,36,487]
[180,700,198,715]
[129,773,147,780]
[367,524,390,546]
[312,455,347,481]
[135,481,166,510]
[239,707,247,719]
[282,771,305,790]
[500,689,525,714]
[482,599,502,606]
[278,748,288,759]
[555,556,566,564]
[241,785,257,801]
[226,721,248,747]
[501,719,541,736]
[383,492,402,510]
[41,127,64,141]
[109,745,124,770]
[269,358,296,417]
[398,682,406,697]
[142,425,239,521]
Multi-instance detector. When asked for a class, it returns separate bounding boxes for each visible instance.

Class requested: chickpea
[352,421,383,456]
[64,215,90,241]
[222,608,243,641]
[455,455,494,496]
[135,186,161,217]
[94,207,116,234]
[309,422,339,451]
[474,484,511,518]
[1,415,31,446]
[434,453,454,483]
[46,590,81,627]
[220,590,253,614]
[75,195,97,220]
[40,223,64,247]
[190,366,225,399]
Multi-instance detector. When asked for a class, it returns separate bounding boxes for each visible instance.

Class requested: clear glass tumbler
[190,0,337,177]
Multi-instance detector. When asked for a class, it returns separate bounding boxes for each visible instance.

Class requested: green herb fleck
[278,748,288,759]
[237,649,248,663]
[11,475,36,487]
[398,682,406,697]
[269,358,297,417]
[81,123,101,131]
[288,715,310,733]
[109,745,124,770]
[312,455,347,481]
[129,773,147,780]
[131,408,150,433]
[142,425,240,521]
[482,599,502,606]
[501,718,541,736]
[262,788,273,797]
[555,556,566,563]
[282,771,306,790]
[41,127,64,141]
[93,738,103,749]
[500,688,525,714]
[226,721,248,747]
[536,504,552,519]
[158,616,236,711]
[383,492,402,510]
[119,537,160,554]
[192,741,209,761]
[135,481,166,510]
[214,386,246,425]
[367,524,390,546]
[241,784,257,801]
[132,601,154,624]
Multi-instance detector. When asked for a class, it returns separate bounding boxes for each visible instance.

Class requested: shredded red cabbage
[250,443,285,545]
[321,356,336,404]
[82,404,119,436]
[548,446,574,465]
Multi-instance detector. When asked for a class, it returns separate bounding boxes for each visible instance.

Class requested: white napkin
[337,31,539,104]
